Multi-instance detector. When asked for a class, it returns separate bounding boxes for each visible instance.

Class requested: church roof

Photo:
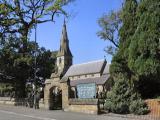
[64,59,106,77]
[103,64,110,75]
[70,75,110,86]
[57,19,72,57]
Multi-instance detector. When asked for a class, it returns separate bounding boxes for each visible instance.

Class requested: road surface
[0,104,152,120]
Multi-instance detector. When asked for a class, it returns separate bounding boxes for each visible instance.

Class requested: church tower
[56,19,73,77]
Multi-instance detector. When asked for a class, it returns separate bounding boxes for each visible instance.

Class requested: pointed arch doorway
[49,86,62,110]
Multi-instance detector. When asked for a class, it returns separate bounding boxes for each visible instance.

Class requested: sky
[30,0,123,64]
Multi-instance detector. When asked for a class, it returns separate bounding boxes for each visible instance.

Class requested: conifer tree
[106,0,149,114]
[110,0,138,83]
[128,0,160,98]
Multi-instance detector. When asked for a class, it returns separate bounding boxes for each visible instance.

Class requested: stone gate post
[44,80,52,110]
[60,77,70,111]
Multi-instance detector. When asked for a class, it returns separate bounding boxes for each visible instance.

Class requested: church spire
[56,19,73,77]
[57,19,72,57]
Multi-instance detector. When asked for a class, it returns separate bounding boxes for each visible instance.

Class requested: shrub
[129,99,149,115]
[104,99,129,114]
[104,74,149,115]
[104,99,114,112]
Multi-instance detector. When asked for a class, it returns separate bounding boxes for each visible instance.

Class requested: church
[44,20,111,114]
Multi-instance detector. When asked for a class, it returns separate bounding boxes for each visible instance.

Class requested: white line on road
[0,110,57,120]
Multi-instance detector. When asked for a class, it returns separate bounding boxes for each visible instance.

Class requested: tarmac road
[0,104,152,120]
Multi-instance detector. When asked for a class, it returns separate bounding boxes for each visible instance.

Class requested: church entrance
[49,86,62,110]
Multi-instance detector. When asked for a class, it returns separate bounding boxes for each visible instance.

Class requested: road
[0,104,151,120]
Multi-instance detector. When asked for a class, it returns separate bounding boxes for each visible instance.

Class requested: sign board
[77,83,96,99]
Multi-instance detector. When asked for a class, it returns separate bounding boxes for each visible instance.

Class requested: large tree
[0,0,73,97]
[105,0,149,114]
[128,0,160,98]
[0,0,74,50]
[110,0,138,82]
[0,36,57,97]
[105,0,160,114]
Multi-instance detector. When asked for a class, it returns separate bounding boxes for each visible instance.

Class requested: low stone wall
[0,97,30,106]
[39,99,45,109]
[0,97,45,108]
[64,99,99,114]
[0,97,16,105]
[66,104,98,114]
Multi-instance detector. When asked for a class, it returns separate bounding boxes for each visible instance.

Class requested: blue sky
[30,0,123,64]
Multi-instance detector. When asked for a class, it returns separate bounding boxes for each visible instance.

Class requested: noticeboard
[76,83,96,99]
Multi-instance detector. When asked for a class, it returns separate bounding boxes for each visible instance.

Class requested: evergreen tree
[110,0,138,85]
[105,74,148,114]
[106,0,149,114]
[128,0,160,98]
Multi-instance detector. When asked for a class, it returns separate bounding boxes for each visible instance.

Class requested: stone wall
[0,97,26,106]
[67,104,98,114]
[0,97,16,105]
[65,98,99,114]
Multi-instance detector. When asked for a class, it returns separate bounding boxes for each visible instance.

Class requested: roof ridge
[72,59,105,66]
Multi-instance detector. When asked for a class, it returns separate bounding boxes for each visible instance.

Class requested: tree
[0,0,74,50]
[105,73,149,115]
[105,0,149,114]
[110,0,138,83]
[128,0,160,98]
[97,11,121,55]
[35,48,57,85]
[0,36,57,97]
[0,0,73,97]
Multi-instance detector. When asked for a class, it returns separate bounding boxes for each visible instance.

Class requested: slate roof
[64,59,106,77]
[103,64,110,75]
[70,75,110,86]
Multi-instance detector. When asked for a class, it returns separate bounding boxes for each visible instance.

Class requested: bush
[104,74,149,115]
[104,100,129,114]
[129,99,149,115]
[104,75,131,114]
[115,102,129,114]
[104,99,114,112]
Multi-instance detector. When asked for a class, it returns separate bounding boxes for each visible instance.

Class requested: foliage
[129,99,149,115]
[106,0,160,115]
[0,0,74,37]
[128,0,160,98]
[106,0,152,115]
[104,74,149,115]
[104,74,131,114]
[0,0,72,97]
[110,0,138,78]
[0,0,74,56]
[97,11,121,55]
[0,36,57,97]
